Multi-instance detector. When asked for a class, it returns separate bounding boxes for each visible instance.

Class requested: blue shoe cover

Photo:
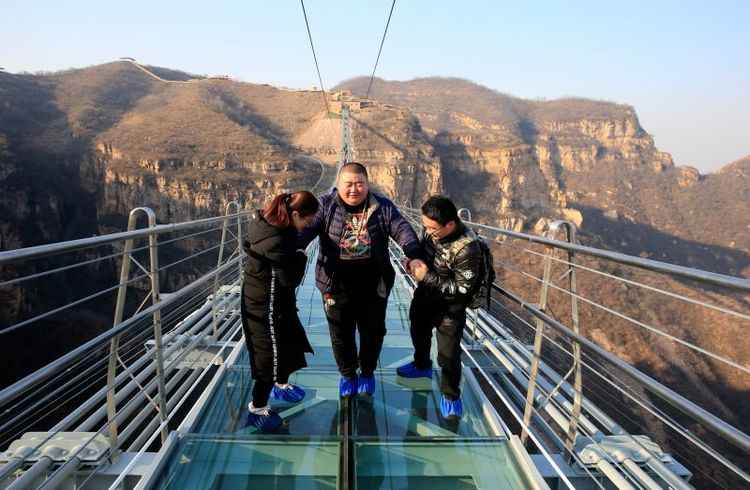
[357,375,375,396]
[339,376,356,397]
[396,361,432,379]
[245,405,282,432]
[439,395,463,419]
[271,384,306,403]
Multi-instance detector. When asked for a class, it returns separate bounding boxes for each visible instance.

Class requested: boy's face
[422,215,455,240]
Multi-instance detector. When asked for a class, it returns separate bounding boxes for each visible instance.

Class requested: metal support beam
[5,458,51,490]
[521,245,552,444]
[546,221,583,459]
[107,207,168,452]
[38,458,81,490]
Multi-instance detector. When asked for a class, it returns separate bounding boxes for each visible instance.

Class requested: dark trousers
[324,289,388,378]
[251,373,290,408]
[409,291,467,400]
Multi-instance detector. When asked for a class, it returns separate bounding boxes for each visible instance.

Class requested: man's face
[338,171,369,206]
[421,215,455,240]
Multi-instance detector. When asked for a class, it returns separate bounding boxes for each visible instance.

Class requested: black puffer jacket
[241,211,313,383]
[417,222,484,308]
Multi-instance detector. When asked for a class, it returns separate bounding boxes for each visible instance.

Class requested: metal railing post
[521,244,553,444]
[107,207,169,452]
[547,221,583,459]
[145,209,169,446]
[520,220,582,450]
[213,201,241,338]
[237,204,245,280]
[107,214,137,455]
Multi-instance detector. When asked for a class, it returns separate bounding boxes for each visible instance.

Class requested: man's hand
[405,258,424,273]
[409,259,428,282]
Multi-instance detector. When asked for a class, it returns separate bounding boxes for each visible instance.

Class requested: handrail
[399,206,750,292]
[0,211,253,266]
[0,256,241,408]
[492,282,750,453]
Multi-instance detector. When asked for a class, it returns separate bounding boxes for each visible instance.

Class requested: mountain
[0,62,323,387]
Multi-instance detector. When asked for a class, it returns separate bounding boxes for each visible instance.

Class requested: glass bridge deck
[153,256,535,489]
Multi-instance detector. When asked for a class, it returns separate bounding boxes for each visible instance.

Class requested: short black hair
[421,195,458,226]
[339,162,368,179]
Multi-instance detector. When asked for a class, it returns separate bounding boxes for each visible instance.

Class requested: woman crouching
[242,191,319,431]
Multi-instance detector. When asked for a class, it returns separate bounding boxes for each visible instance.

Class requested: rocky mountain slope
[336,76,749,277]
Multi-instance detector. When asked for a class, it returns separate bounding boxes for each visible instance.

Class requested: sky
[1,1,748,173]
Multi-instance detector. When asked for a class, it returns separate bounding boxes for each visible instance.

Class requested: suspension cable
[299,0,330,115]
[365,0,397,99]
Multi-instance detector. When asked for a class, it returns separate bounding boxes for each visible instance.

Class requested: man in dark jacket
[397,196,485,420]
[298,162,422,397]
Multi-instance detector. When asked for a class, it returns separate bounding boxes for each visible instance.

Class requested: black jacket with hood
[241,211,313,382]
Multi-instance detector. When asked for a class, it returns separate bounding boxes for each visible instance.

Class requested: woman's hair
[262,191,319,228]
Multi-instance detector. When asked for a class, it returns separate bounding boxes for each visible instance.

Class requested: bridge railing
[399,205,750,489]
[0,204,252,489]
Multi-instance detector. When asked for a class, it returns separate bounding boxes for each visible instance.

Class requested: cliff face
[0,64,324,386]
[335,77,749,277]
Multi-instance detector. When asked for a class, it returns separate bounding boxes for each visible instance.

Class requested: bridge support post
[108,207,168,454]
[339,105,354,171]
[521,244,552,445]
[520,220,582,457]
[549,221,583,461]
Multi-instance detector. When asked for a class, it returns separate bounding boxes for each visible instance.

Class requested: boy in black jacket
[398,196,485,420]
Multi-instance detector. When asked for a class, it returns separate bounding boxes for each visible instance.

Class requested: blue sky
[1,1,748,172]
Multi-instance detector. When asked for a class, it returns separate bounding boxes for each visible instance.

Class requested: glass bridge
[151,251,540,489]
[2,204,745,489]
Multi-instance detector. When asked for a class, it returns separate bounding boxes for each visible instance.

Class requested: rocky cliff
[336,76,749,277]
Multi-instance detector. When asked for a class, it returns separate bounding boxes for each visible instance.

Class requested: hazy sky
[2,1,748,173]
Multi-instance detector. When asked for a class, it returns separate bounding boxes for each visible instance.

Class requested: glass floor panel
[235,344,419,371]
[354,439,529,490]
[354,370,497,438]
[154,435,340,490]
[154,248,539,489]
[194,368,342,436]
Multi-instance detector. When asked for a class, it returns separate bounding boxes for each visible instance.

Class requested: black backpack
[471,237,496,309]
[448,230,496,310]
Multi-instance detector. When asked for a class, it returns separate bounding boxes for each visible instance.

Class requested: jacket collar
[436,220,467,245]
